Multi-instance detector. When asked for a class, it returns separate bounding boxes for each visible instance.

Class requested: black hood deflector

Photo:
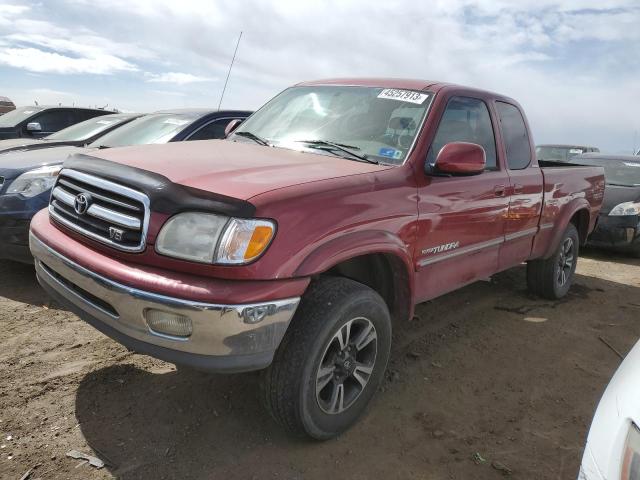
[64,153,256,218]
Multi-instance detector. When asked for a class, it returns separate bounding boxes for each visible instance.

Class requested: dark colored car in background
[536,144,600,162]
[0,106,114,140]
[0,113,140,154]
[0,108,251,263]
[0,96,15,115]
[570,154,640,256]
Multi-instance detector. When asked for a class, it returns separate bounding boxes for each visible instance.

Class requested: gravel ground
[0,248,638,479]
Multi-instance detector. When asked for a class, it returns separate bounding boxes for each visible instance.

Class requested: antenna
[218,31,243,111]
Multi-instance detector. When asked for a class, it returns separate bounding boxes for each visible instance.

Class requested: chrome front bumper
[30,232,300,372]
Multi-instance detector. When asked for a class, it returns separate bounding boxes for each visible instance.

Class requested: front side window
[187,118,235,141]
[31,110,76,133]
[427,96,497,169]
[496,102,531,170]
[232,86,433,164]
[90,113,201,148]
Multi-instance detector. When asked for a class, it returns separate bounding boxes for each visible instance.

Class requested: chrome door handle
[494,185,506,197]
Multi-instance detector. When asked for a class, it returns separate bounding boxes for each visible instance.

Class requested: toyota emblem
[74,193,91,215]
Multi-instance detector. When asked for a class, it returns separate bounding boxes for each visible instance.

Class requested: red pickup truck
[29,79,604,439]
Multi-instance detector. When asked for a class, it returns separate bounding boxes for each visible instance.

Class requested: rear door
[414,95,510,302]
[494,102,543,270]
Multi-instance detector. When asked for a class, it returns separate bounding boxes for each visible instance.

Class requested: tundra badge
[422,241,460,256]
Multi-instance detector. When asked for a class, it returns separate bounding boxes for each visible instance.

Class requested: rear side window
[496,102,531,170]
[428,96,497,170]
[187,118,234,141]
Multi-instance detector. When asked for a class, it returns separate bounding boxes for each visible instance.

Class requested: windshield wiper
[234,131,270,146]
[296,139,378,164]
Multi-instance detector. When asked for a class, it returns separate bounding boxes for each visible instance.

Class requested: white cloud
[145,72,215,85]
[0,47,137,74]
[0,0,638,151]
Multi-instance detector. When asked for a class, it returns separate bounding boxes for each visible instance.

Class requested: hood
[76,140,390,200]
[601,184,640,214]
[0,145,84,181]
[0,138,41,153]
[0,138,82,155]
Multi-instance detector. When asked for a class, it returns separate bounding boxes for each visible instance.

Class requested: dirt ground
[0,249,638,480]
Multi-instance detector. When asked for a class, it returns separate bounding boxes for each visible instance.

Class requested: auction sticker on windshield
[377,89,430,105]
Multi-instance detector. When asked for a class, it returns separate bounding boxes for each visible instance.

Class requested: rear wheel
[527,223,579,299]
[260,276,391,440]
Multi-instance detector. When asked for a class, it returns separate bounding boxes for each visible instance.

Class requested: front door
[414,96,510,302]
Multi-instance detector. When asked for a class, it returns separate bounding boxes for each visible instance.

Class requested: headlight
[7,165,62,198]
[621,423,640,479]
[610,201,640,216]
[155,212,276,265]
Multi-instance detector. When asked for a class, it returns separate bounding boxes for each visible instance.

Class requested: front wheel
[260,277,392,440]
[527,223,580,299]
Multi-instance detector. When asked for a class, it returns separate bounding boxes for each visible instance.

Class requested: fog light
[145,309,193,338]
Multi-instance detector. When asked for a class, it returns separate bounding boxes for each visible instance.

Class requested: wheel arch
[294,231,415,323]
[539,199,591,259]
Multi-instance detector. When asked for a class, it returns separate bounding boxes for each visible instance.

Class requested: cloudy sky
[0,0,638,152]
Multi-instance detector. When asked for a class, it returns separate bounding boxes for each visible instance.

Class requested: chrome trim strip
[30,232,300,356]
[540,223,554,230]
[87,204,141,230]
[52,186,74,206]
[418,237,504,267]
[50,168,150,253]
[505,227,538,242]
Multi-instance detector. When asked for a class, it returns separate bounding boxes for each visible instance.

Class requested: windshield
[571,157,640,186]
[90,112,201,148]
[0,106,44,127]
[232,86,432,164]
[47,114,133,141]
[536,146,587,162]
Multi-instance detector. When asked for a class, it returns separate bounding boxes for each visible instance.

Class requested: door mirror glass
[436,142,486,175]
[224,118,243,138]
[26,122,42,132]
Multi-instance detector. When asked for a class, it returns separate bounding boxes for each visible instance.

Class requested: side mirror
[435,142,486,175]
[224,119,244,138]
[26,122,42,133]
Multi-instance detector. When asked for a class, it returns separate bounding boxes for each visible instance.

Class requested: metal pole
[218,31,243,111]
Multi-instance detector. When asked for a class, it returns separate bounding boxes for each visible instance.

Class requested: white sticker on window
[569,149,583,154]
[624,162,640,168]
[377,89,430,105]
[163,118,190,126]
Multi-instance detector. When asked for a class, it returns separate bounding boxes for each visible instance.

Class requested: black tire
[527,223,580,299]
[260,276,392,440]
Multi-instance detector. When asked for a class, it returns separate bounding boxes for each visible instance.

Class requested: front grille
[48,169,149,252]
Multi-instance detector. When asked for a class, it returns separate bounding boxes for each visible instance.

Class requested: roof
[537,144,597,149]
[294,78,515,103]
[0,96,13,103]
[150,108,253,118]
[297,78,448,91]
[577,153,640,162]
